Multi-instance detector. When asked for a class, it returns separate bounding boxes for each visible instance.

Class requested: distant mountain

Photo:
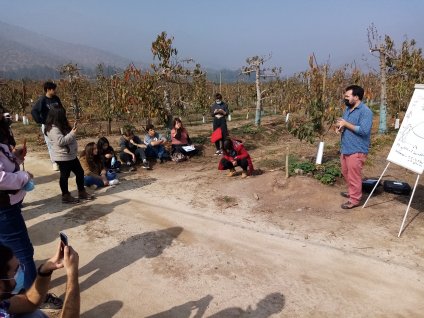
[0,20,133,79]
[0,20,250,82]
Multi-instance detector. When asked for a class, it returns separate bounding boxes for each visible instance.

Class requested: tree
[368,23,391,134]
[241,54,281,126]
[59,63,83,119]
[151,31,202,129]
[95,64,121,134]
[385,37,424,114]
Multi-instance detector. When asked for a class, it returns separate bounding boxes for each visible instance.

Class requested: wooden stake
[285,146,289,179]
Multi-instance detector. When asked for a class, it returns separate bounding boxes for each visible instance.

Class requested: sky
[0,0,423,75]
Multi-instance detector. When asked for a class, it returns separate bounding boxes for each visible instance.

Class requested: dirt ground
[19,118,424,317]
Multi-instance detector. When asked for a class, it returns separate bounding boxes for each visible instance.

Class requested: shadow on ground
[146,292,285,318]
[81,300,124,318]
[50,226,183,294]
[28,199,129,246]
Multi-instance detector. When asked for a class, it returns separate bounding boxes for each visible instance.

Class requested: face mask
[0,265,25,295]
[11,267,25,294]
[216,100,222,104]
[343,99,353,108]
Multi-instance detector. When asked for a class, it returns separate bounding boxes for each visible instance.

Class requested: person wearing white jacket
[45,105,93,204]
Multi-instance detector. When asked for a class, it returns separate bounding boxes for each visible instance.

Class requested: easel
[362,162,421,237]
[363,84,424,237]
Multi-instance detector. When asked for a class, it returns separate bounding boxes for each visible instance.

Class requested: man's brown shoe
[341,201,360,209]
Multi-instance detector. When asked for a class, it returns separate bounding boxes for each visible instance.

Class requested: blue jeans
[145,144,166,159]
[84,176,105,188]
[41,124,55,164]
[0,203,36,289]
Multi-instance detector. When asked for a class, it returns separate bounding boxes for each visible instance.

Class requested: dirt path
[23,150,424,317]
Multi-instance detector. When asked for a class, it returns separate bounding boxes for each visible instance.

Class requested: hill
[0,21,252,82]
[0,20,132,79]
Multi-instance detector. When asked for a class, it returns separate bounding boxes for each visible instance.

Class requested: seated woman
[218,137,254,178]
[171,118,198,157]
[80,142,119,189]
[97,136,121,171]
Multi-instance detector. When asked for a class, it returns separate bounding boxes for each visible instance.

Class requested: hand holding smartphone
[59,232,68,246]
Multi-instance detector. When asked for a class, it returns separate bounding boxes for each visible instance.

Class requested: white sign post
[362,84,424,237]
[315,141,324,165]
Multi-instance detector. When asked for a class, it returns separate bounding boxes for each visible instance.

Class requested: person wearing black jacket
[210,93,229,155]
[31,81,63,171]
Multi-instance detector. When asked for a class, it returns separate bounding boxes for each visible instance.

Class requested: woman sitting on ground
[97,136,121,171]
[218,137,254,178]
[80,142,119,189]
[171,118,198,157]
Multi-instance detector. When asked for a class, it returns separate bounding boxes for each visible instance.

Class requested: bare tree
[241,54,281,126]
[59,63,83,119]
[368,23,392,134]
[151,31,203,130]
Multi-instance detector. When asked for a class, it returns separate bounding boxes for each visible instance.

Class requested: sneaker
[89,184,98,190]
[78,191,94,201]
[142,160,150,169]
[128,166,136,172]
[109,179,119,186]
[227,169,236,177]
[160,158,164,164]
[62,193,79,204]
[39,293,63,310]
[52,163,59,171]
[241,171,248,178]
[215,150,221,156]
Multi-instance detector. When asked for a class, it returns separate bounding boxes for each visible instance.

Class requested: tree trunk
[378,45,387,134]
[254,68,261,126]
[164,89,173,130]
[107,118,112,135]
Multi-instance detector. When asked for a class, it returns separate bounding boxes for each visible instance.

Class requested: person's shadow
[207,292,285,318]
[81,300,124,318]
[28,199,129,246]
[146,295,213,318]
[146,292,284,318]
[50,226,183,294]
[22,176,157,222]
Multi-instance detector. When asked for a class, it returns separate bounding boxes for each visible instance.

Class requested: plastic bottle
[23,180,35,192]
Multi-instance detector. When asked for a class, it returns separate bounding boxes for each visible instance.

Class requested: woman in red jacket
[218,137,253,178]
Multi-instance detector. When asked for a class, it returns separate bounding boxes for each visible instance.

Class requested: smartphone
[59,232,68,246]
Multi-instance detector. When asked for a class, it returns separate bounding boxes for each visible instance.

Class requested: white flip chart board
[387,84,424,174]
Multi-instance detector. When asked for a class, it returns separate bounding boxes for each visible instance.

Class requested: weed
[289,156,341,185]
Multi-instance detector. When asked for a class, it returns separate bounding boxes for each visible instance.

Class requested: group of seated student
[80,118,253,188]
[118,120,199,168]
[79,139,120,189]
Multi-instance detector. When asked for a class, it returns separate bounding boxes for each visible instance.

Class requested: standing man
[336,85,373,209]
[210,93,229,155]
[31,81,63,171]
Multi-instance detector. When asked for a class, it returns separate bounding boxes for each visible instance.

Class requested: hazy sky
[0,0,423,74]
